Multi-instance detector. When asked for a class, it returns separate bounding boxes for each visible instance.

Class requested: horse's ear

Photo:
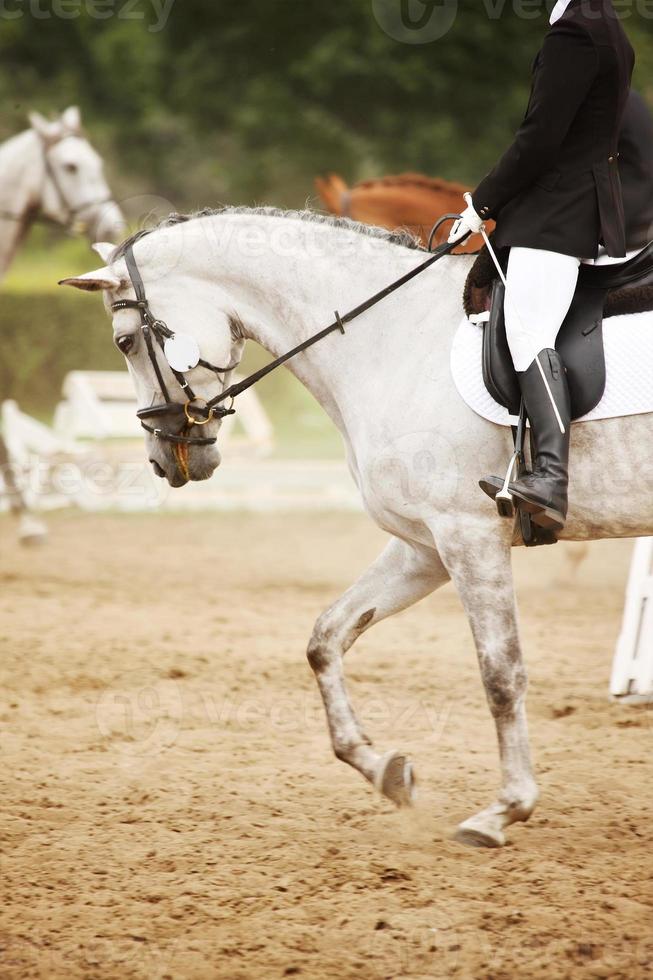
[58,267,122,292]
[28,111,61,143]
[61,105,82,133]
[92,242,115,263]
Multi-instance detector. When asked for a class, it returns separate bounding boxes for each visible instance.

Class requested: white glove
[448,197,484,244]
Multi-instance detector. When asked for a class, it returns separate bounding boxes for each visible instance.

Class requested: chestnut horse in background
[314,172,493,253]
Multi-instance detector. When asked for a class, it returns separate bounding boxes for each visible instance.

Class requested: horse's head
[60,234,244,487]
[29,106,125,242]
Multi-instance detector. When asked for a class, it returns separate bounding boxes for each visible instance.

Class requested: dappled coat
[472,0,634,259]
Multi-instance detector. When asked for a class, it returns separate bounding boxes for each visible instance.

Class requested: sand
[1,511,651,979]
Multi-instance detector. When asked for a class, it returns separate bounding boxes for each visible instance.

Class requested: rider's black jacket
[472,0,634,258]
[619,91,653,250]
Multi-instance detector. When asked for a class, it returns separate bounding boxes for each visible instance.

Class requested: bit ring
[184,399,213,426]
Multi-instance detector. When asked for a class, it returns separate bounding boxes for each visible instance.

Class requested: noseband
[111,244,237,447]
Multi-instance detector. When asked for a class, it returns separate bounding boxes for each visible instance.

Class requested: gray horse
[1,106,124,542]
[62,207,653,846]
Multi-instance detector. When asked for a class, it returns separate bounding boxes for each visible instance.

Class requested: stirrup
[495,451,520,519]
[494,397,529,519]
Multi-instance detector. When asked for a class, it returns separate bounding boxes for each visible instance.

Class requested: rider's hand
[448,198,484,244]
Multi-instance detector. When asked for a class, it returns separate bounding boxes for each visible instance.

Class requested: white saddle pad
[450,311,653,426]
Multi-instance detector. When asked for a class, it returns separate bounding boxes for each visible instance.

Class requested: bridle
[0,132,116,233]
[111,244,239,447]
[43,135,116,232]
[112,215,469,450]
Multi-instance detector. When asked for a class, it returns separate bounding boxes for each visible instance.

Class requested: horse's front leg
[307,536,449,805]
[0,433,46,544]
[435,522,539,848]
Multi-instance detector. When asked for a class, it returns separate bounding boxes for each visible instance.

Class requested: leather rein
[112,215,467,449]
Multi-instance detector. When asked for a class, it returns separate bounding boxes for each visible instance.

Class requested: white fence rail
[1,371,360,513]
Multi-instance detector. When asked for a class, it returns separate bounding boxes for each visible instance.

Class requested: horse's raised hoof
[375,750,415,807]
[453,825,505,849]
[453,827,506,847]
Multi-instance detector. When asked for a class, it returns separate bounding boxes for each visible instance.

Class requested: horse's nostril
[150,460,165,478]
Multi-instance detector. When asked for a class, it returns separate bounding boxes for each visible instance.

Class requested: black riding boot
[480,349,571,531]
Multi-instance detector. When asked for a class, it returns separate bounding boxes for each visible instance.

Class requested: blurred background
[1,0,652,459]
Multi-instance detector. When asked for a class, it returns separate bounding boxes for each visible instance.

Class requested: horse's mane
[355,172,470,196]
[112,205,425,261]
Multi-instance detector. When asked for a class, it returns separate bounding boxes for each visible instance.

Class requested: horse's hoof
[453,823,505,849]
[375,750,416,807]
[18,514,47,545]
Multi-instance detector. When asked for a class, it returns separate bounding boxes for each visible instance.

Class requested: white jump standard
[611,538,653,703]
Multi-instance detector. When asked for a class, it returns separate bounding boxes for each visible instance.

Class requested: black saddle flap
[482,280,607,420]
[556,287,606,418]
[481,280,521,417]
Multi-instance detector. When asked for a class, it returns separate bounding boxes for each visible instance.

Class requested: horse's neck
[199,215,469,434]
[0,130,43,279]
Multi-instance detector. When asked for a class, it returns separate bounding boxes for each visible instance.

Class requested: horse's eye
[116,335,134,355]
[63,162,78,174]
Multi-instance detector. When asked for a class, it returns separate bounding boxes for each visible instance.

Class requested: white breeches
[505,247,581,372]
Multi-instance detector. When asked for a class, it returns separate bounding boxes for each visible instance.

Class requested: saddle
[465,242,653,419]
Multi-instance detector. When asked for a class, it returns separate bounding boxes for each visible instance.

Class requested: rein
[114,214,467,448]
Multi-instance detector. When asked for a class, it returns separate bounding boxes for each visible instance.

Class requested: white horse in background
[61,208,653,847]
[0,105,124,270]
[0,106,125,542]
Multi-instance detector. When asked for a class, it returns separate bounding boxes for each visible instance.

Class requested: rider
[619,90,653,251]
[449,0,635,532]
